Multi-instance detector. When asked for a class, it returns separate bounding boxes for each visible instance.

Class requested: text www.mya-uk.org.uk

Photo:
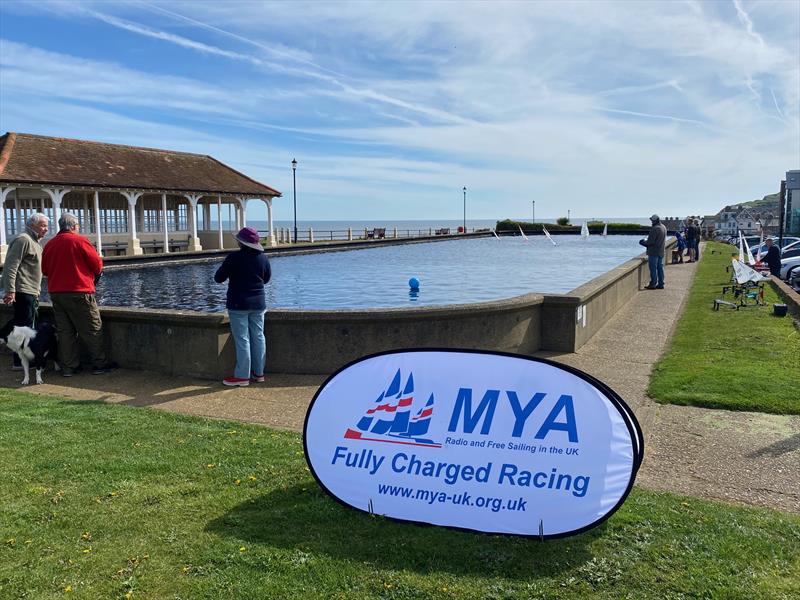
[377,484,527,513]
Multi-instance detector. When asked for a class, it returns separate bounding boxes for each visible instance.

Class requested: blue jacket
[214,248,271,310]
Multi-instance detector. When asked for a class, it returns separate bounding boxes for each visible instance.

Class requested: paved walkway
[2,258,798,513]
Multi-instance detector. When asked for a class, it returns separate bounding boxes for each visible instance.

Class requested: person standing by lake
[684,218,696,262]
[0,213,49,370]
[764,238,781,277]
[214,227,271,387]
[640,214,667,290]
[42,212,116,376]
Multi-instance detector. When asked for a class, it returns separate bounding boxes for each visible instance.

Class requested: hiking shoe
[251,372,265,383]
[643,285,658,290]
[92,362,119,375]
[223,376,250,387]
[62,366,83,377]
[656,285,664,289]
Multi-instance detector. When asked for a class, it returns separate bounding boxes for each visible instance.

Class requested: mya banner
[303,349,644,539]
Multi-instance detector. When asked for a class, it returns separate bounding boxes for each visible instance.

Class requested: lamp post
[291,158,297,243]
[462,186,467,234]
[532,200,535,224]
[567,208,571,224]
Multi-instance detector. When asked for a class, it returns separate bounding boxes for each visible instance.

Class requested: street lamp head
[292,158,297,170]
[463,186,466,192]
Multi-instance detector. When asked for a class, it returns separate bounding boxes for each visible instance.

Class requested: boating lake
[40,235,646,312]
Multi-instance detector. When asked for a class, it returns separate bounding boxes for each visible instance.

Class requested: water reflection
[38,236,644,312]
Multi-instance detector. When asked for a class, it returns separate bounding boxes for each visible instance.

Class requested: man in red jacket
[42,213,116,376]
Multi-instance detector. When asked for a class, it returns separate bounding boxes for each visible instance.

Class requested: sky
[0,0,798,222]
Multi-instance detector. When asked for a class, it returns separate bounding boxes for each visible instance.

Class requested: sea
[239,217,651,234]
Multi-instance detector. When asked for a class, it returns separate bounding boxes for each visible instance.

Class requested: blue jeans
[648,255,664,287]
[228,309,266,379]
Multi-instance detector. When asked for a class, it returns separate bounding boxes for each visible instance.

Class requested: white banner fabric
[304,350,643,539]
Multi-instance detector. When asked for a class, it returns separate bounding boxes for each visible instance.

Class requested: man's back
[42,231,103,293]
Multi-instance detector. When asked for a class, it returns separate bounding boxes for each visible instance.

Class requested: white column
[217,195,224,249]
[14,191,21,235]
[43,187,71,236]
[309,227,314,243]
[0,186,14,262]
[93,191,103,256]
[121,191,143,256]
[266,198,276,247]
[203,202,211,231]
[183,194,203,251]
[161,193,169,253]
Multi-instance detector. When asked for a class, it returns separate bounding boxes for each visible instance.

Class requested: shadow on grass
[206,483,599,578]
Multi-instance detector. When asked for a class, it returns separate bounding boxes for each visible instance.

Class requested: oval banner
[303,349,644,538]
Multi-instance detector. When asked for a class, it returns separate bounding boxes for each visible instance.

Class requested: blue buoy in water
[408,277,420,290]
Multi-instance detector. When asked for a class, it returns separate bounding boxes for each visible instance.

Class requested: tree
[556,217,570,226]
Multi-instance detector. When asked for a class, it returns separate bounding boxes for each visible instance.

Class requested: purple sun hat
[233,227,263,251]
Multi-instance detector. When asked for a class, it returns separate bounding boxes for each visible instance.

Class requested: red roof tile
[0,132,281,197]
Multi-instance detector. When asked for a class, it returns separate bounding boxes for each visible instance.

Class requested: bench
[366,228,386,239]
[435,228,451,236]
[101,241,128,256]
[139,238,191,254]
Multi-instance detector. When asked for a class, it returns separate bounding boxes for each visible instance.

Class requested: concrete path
[2,257,798,513]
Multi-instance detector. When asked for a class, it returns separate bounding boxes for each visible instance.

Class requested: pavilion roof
[0,132,281,197]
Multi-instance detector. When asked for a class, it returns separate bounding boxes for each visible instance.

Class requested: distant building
[785,170,800,235]
[0,132,282,264]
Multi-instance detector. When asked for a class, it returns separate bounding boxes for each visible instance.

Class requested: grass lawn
[648,241,800,414]
[1,391,799,599]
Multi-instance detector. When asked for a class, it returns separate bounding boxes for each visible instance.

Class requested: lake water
[40,235,645,312]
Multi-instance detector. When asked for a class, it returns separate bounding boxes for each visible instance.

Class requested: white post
[241,198,248,228]
[309,227,314,243]
[183,194,203,251]
[393,227,398,239]
[93,191,103,256]
[161,193,169,253]
[14,190,21,235]
[266,198,276,247]
[43,187,71,237]
[217,195,224,249]
[0,186,14,262]
[121,191,143,255]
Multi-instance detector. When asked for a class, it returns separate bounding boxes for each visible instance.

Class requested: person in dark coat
[639,214,667,289]
[764,238,781,277]
[214,227,271,387]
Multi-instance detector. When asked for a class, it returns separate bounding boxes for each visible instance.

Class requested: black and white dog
[0,321,59,385]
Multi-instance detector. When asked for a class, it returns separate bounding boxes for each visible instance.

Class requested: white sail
[492,229,500,240]
[745,237,756,265]
[602,223,608,237]
[738,231,745,263]
[755,231,764,262]
[542,225,557,246]
[731,259,770,285]
[581,221,590,238]
[518,225,529,241]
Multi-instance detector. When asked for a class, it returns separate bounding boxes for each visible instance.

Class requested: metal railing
[258,226,483,244]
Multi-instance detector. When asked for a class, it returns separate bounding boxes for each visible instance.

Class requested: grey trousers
[50,292,107,369]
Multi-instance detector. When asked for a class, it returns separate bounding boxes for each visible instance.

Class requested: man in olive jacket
[0,213,49,368]
[639,214,667,289]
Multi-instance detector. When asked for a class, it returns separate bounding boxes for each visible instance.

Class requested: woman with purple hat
[214,227,271,386]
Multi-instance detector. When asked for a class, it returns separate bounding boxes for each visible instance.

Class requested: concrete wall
[265,295,543,374]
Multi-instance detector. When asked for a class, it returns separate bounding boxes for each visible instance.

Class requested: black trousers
[5,292,38,366]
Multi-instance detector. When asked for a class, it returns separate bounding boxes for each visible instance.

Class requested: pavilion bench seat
[435,228,451,235]
[101,240,128,256]
[367,228,386,239]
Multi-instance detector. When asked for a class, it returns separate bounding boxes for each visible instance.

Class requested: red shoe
[223,376,250,387]
[251,372,265,383]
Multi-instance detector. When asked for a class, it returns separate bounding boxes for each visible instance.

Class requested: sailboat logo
[344,369,442,448]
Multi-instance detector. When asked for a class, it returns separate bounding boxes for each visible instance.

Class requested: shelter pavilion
[0,132,281,263]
